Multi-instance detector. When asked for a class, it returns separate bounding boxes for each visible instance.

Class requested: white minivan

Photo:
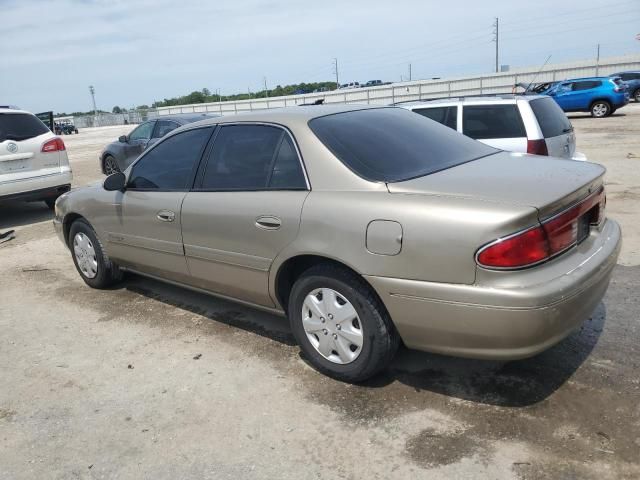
[401,95,586,160]
[0,107,73,208]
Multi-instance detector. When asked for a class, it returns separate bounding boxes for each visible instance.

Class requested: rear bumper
[0,169,73,202]
[366,219,621,360]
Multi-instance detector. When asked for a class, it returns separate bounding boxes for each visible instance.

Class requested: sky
[1,0,639,114]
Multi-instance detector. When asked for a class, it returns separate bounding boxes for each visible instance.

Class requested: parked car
[54,106,620,382]
[1,107,72,209]
[99,113,219,174]
[536,76,629,117]
[55,122,78,135]
[338,82,360,90]
[364,80,383,87]
[401,95,586,160]
[610,71,640,102]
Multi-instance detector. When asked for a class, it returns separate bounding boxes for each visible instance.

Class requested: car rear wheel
[590,100,611,118]
[103,155,120,175]
[69,219,122,289]
[634,89,640,103]
[288,264,399,382]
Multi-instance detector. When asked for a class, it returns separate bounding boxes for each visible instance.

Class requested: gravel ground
[1,105,639,479]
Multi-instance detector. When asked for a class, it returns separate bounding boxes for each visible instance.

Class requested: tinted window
[153,120,179,139]
[129,121,155,141]
[462,105,526,139]
[269,135,306,189]
[572,81,601,91]
[128,128,211,190]
[529,97,572,138]
[308,108,496,183]
[201,125,284,190]
[0,113,49,142]
[413,106,457,130]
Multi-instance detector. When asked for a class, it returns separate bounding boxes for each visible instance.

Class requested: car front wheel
[634,89,640,103]
[103,155,121,175]
[590,100,611,118]
[288,264,399,382]
[69,219,122,289]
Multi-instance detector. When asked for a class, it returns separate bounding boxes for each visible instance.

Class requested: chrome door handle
[255,215,282,230]
[157,210,175,222]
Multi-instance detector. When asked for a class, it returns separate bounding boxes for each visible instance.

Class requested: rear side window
[412,106,457,130]
[309,108,496,183]
[572,81,601,91]
[529,97,573,138]
[200,124,306,190]
[462,105,526,140]
[0,113,49,142]
[128,127,211,190]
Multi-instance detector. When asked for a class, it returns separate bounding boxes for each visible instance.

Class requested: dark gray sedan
[99,113,219,174]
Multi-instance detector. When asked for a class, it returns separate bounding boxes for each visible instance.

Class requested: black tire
[68,219,122,289]
[634,89,640,103]
[103,155,121,175]
[288,263,400,382]
[590,100,611,118]
[44,198,57,210]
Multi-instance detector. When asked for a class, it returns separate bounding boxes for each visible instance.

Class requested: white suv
[0,107,73,208]
[400,95,586,160]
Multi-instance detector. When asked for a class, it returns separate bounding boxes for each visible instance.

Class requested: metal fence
[156,53,640,116]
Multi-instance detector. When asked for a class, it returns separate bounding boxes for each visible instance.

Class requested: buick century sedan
[54,106,621,382]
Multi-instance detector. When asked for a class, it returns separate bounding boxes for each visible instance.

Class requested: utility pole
[263,77,269,98]
[408,63,412,81]
[595,43,601,76]
[89,85,97,117]
[332,58,339,89]
[492,17,499,73]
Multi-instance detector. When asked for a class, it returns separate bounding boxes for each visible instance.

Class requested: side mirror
[103,172,127,191]
[118,135,128,143]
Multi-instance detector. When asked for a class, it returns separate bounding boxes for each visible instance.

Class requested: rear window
[529,97,573,138]
[308,108,497,183]
[0,113,50,142]
[462,104,526,140]
[412,106,457,130]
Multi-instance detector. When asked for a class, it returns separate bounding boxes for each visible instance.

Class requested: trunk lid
[387,151,605,219]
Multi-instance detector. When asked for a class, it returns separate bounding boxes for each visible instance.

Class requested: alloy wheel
[592,102,609,117]
[104,157,120,175]
[73,232,98,279]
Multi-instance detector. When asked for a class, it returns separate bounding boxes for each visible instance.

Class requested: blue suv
[538,76,629,118]
[610,71,640,103]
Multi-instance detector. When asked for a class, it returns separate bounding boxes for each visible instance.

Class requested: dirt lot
[1,107,639,479]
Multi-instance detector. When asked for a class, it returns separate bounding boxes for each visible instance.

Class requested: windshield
[0,113,50,142]
[308,108,497,183]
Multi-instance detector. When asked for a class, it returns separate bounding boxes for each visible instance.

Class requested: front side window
[200,124,305,190]
[413,106,457,130]
[128,127,212,190]
[129,121,155,141]
[152,120,179,139]
[309,108,496,183]
[462,104,526,140]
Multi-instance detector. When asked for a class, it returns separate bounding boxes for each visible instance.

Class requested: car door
[148,120,180,149]
[122,120,156,169]
[100,126,213,283]
[181,123,309,307]
[570,80,601,110]
[461,104,527,152]
[549,82,574,110]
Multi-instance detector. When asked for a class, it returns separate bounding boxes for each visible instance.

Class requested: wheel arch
[62,213,87,247]
[273,254,380,314]
[588,97,612,109]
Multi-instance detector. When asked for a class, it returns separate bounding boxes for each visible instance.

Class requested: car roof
[156,113,221,124]
[183,104,380,129]
[0,107,32,115]
[398,94,543,107]
[559,76,613,82]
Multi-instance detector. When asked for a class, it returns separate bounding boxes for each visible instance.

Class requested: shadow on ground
[115,272,605,409]
[0,201,53,229]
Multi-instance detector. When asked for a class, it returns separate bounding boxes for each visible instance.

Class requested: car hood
[387,151,606,218]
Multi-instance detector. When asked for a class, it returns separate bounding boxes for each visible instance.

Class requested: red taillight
[42,137,66,152]
[527,139,548,156]
[477,187,605,269]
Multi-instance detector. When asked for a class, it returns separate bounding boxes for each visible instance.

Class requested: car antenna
[525,55,552,92]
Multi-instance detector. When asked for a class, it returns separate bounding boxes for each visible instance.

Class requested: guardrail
[157,53,640,116]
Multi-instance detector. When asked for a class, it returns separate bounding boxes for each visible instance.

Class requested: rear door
[461,104,527,152]
[570,80,602,110]
[181,123,309,307]
[121,120,155,169]
[527,97,575,158]
[0,112,61,184]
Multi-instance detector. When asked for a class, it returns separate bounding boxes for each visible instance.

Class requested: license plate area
[0,159,30,173]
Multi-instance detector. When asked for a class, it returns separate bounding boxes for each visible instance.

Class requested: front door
[181,124,309,307]
[101,126,213,283]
